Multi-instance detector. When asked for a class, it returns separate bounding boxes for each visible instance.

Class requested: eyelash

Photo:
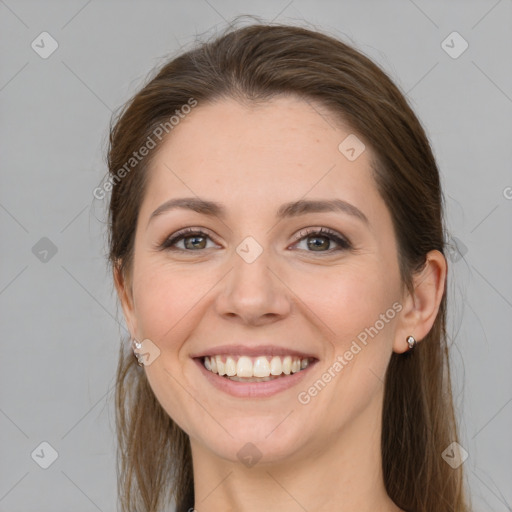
[158,227,352,254]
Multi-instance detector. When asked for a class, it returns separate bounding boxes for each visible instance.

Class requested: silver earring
[132,339,144,366]
[406,335,417,351]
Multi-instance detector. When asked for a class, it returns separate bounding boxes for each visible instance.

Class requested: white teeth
[236,356,253,377]
[270,356,282,376]
[216,355,225,376]
[202,354,311,379]
[228,375,282,382]
[282,356,292,375]
[253,356,270,377]
[225,356,236,376]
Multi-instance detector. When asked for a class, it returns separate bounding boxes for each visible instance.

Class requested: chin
[195,415,311,466]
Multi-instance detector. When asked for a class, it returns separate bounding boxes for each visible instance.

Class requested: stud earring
[132,339,144,366]
[406,335,417,351]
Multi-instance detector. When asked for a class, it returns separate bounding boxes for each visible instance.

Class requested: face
[118,95,408,465]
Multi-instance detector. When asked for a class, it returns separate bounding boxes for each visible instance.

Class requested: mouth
[192,348,318,398]
[201,354,312,381]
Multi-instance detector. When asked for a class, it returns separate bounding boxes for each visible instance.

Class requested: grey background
[1,0,511,511]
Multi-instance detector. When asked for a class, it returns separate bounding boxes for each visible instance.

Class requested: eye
[158,228,218,251]
[158,227,352,254]
[292,227,352,253]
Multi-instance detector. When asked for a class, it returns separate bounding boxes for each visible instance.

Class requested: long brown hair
[107,16,469,512]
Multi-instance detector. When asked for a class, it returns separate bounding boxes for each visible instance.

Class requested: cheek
[289,261,396,345]
[131,261,201,344]
[291,260,399,410]
[290,267,397,423]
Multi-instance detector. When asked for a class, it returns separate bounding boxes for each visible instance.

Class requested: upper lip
[190,344,318,359]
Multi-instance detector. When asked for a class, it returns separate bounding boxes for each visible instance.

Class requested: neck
[189,390,401,512]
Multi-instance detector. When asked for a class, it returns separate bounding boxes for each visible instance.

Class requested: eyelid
[157,227,219,251]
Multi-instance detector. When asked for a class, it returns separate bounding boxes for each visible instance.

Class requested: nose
[215,244,292,327]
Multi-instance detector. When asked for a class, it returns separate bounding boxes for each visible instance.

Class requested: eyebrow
[147,197,369,227]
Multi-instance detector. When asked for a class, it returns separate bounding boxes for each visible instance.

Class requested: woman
[107,19,469,512]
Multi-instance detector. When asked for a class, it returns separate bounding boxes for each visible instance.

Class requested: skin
[115,95,446,512]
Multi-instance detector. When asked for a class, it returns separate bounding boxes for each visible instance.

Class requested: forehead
[141,95,385,226]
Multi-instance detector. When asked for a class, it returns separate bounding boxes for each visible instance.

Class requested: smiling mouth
[200,354,313,382]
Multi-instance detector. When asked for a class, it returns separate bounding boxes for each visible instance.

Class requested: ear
[393,249,447,354]
[113,262,138,340]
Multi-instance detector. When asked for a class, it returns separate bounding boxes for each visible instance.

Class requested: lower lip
[193,358,317,398]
